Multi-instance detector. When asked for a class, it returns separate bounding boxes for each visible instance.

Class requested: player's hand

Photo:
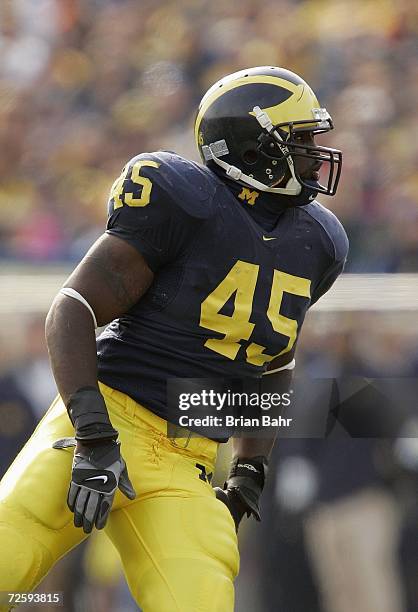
[53,437,136,533]
[214,456,268,532]
[214,486,248,531]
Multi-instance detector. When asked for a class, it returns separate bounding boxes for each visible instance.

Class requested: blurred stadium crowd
[0,1,417,611]
[0,0,418,270]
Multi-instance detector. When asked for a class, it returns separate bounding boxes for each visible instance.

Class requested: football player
[0,67,348,611]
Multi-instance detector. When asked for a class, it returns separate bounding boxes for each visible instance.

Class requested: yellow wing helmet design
[194,67,342,197]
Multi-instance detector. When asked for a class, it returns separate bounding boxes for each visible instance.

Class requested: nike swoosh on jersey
[262,236,277,241]
[85,475,108,484]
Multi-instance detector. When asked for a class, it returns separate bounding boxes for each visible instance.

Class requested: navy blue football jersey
[97,152,348,425]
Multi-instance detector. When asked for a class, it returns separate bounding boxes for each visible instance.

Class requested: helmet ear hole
[242,149,258,165]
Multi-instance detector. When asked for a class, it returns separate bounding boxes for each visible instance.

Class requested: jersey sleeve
[310,258,345,305]
[310,214,349,306]
[105,154,201,271]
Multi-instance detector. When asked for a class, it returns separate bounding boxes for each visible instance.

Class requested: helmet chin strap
[208,146,302,196]
[208,105,304,196]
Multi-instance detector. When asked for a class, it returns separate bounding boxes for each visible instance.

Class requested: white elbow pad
[59,288,98,328]
[262,358,296,376]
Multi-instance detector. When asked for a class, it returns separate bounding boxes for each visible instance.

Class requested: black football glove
[214,456,268,532]
[53,386,136,533]
[53,437,136,533]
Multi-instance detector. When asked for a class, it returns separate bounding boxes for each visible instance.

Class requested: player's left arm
[215,366,293,531]
[217,221,349,530]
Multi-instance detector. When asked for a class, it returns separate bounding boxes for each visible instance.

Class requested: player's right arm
[46,153,202,533]
[45,234,154,533]
[45,233,154,407]
[46,151,201,416]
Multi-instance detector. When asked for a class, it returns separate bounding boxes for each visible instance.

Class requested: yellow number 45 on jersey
[110,160,160,209]
[200,260,311,367]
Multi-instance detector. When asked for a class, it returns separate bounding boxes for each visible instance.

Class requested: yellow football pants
[0,383,239,611]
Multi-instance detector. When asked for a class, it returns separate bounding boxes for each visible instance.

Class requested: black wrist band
[225,456,268,521]
[67,387,119,442]
[228,456,268,488]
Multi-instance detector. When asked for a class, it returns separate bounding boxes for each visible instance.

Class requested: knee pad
[117,496,239,612]
[0,511,52,591]
[137,557,235,612]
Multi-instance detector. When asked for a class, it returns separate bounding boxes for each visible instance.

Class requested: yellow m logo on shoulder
[238,188,259,206]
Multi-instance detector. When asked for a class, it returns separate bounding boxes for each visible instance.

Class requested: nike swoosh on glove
[53,437,136,533]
